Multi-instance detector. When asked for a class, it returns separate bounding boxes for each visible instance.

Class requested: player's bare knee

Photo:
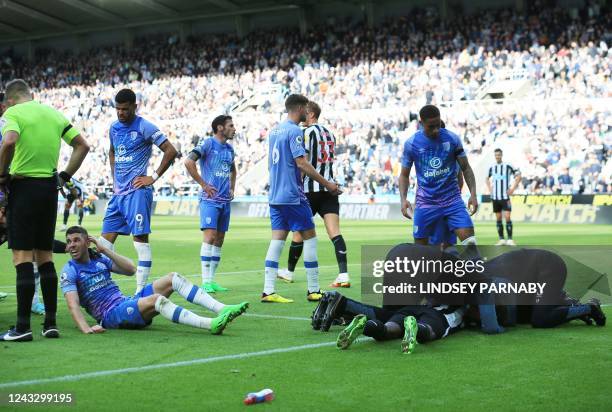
[301,228,317,240]
[292,231,303,243]
[214,233,225,247]
[153,294,168,312]
[134,234,149,243]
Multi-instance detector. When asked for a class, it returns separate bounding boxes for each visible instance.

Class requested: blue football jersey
[268,119,307,205]
[109,116,167,195]
[402,128,466,208]
[60,255,126,323]
[193,137,235,204]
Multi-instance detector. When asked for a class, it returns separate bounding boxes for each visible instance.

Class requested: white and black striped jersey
[303,124,335,193]
[488,163,519,200]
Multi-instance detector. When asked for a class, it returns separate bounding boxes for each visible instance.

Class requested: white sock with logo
[200,242,213,284]
[155,296,211,329]
[303,237,320,293]
[264,239,285,295]
[134,242,152,294]
[211,246,222,282]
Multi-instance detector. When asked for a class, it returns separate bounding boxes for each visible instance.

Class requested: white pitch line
[0,263,361,289]
[244,313,311,321]
[0,338,369,389]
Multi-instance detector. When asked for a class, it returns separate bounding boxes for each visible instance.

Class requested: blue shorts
[270,199,315,231]
[429,217,457,245]
[200,201,231,232]
[102,189,153,236]
[413,200,473,240]
[101,284,155,329]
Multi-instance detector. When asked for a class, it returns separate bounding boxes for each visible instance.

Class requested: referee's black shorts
[7,177,58,250]
[492,199,512,213]
[305,191,339,217]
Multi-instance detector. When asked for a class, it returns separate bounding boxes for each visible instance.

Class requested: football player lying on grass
[312,291,465,354]
[61,226,248,335]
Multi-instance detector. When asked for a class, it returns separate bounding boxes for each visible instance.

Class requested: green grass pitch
[1,216,611,411]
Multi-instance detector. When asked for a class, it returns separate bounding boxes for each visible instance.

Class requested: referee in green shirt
[0,79,90,342]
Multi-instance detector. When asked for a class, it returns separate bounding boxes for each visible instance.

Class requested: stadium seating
[0,6,609,196]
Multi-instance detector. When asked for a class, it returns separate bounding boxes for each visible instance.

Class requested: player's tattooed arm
[457,156,479,215]
[133,140,178,188]
[108,143,115,183]
[184,150,216,197]
[230,162,236,200]
[398,165,413,219]
[64,291,105,334]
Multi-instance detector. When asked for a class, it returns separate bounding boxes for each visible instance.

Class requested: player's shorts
[6,177,57,250]
[102,188,153,236]
[492,199,512,213]
[305,191,339,217]
[101,284,155,329]
[387,306,451,339]
[200,201,231,232]
[413,200,473,240]
[270,198,315,231]
[429,217,457,245]
[66,192,83,205]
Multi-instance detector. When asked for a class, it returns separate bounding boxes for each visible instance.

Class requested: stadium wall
[139,195,612,225]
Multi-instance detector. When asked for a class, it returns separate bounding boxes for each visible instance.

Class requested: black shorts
[387,305,449,338]
[492,199,512,213]
[305,191,339,217]
[6,177,58,250]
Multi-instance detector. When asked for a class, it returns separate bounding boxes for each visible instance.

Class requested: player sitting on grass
[312,291,465,354]
[61,226,248,335]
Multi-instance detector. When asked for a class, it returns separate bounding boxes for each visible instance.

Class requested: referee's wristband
[152,172,159,182]
[59,171,72,182]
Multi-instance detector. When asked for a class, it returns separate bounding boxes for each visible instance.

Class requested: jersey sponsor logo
[424,167,452,178]
[429,157,442,169]
[116,144,134,163]
[150,130,163,141]
[214,162,231,178]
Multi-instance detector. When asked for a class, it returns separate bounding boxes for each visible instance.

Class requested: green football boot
[336,314,367,350]
[401,316,418,354]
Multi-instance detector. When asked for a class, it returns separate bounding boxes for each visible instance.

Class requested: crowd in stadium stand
[0,3,610,197]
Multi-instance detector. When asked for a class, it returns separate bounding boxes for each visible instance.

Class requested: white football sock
[210,245,222,282]
[98,236,115,252]
[171,272,224,313]
[303,237,320,293]
[200,242,213,284]
[134,241,152,293]
[155,295,211,330]
[263,239,285,295]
